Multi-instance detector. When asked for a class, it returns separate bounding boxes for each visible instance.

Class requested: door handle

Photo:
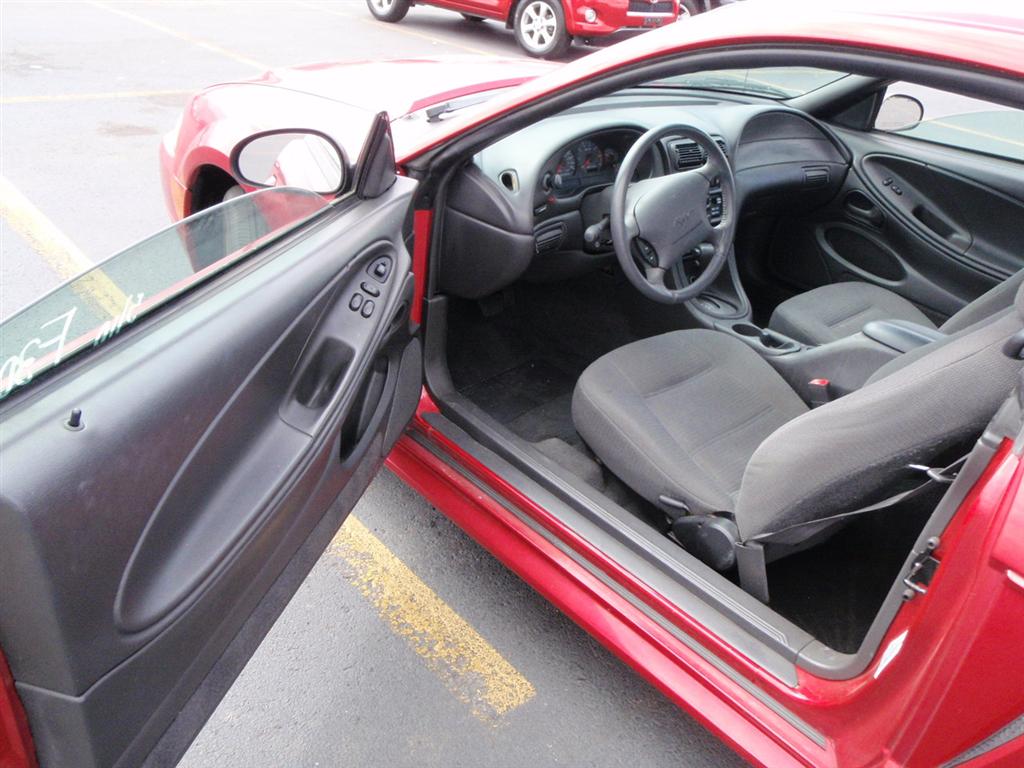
[293,338,353,410]
[844,190,884,228]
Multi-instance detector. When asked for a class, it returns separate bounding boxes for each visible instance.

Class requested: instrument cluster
[540,129,654,199]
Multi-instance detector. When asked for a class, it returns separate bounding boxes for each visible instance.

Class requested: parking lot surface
[2,3,745,766]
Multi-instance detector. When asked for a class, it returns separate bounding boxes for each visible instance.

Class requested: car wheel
[366,0,410,23]
[679,0,699,16]
[461,13,485,21]
[514,0,571,59]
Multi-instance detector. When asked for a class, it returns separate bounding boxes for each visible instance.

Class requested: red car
[364,0,690,59]
[3,4,1024,767]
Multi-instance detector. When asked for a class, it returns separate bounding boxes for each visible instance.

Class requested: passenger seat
[769,269,1024,346]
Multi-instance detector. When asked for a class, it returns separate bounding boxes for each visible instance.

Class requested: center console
[713,310,945,404]
[681,246,947,404]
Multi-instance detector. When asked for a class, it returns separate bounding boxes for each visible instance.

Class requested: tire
[513,0,571,59]
[366,0,410,23]
[679,0,700,15]
[461,13,485,21]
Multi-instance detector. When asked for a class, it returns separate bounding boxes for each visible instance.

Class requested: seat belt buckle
[808,378,831,408]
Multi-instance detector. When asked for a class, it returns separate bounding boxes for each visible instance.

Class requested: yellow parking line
[0,176,127,317]
[296,0,501,58]
[929,119,1024,150]
[329,516,536,722]
[88,1,268,71]
[1,89,191,105]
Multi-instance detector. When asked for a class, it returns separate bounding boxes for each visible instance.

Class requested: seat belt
[734,453,968,603]
[749,454,968,546]
[737,334,1024,602]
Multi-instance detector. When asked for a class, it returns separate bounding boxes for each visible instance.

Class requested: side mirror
[231,129,347,195]
[876,94,925,132]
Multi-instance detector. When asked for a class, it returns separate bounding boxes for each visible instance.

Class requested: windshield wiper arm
[425,92,494,122]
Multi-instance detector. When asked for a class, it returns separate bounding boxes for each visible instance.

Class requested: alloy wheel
[519,1,558,52]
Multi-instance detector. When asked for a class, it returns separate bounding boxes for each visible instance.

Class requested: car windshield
[0,187,330,401]
[643,67,849,99]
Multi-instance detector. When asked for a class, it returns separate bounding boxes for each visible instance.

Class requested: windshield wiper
[424,92,495,122]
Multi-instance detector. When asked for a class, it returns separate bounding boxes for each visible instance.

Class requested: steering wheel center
[610,123,736,304]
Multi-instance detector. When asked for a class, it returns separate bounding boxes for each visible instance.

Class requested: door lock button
[360,281,381,298]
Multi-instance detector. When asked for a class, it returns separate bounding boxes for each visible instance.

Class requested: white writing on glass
[0,291,145,398]
[93,291,145,346]
[0,306,78,396]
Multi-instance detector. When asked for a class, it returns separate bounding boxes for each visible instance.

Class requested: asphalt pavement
[1,3,745,766]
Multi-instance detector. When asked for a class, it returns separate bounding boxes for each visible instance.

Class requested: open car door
[0,118,422,767]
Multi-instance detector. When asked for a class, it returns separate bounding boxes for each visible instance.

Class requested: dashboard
[440,93,850,298]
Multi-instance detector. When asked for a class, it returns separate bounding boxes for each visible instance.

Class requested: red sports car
[362,0,697,59]
[3,3,1024,767]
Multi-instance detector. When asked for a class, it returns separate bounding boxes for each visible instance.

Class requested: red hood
[230,56,559,117]
[168,57,558,191]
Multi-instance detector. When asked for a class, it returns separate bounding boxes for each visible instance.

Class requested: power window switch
[367,257,392,282]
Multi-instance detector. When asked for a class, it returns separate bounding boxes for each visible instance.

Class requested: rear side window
[874,82,1024,163]
[0,188,329,401]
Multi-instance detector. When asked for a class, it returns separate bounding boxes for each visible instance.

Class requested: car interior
[419,59,1024,667]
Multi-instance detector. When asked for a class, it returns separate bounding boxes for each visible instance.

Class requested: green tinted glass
[1,187,329,400]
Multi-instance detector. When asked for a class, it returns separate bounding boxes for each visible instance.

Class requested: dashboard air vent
[534,223,566,254]
[669,138,728,171]
[803,166,830,188]
[499,169,519,193]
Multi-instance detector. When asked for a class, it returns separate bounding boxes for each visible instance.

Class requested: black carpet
[766,488,941,653]
[462,360,580,444]
[448,270,639,446]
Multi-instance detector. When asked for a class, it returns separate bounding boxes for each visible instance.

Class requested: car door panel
[767,128,1024,320]
[0,175,419,767]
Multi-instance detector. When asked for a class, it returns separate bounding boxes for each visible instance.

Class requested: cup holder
[731,323,762,338]
[730,323,800,354]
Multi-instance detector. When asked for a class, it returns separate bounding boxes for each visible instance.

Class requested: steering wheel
[610,124,736,304]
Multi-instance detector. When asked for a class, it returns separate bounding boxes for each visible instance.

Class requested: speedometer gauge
[577,139,602,173]
[556,149,577,177]
[602,147,620,169]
